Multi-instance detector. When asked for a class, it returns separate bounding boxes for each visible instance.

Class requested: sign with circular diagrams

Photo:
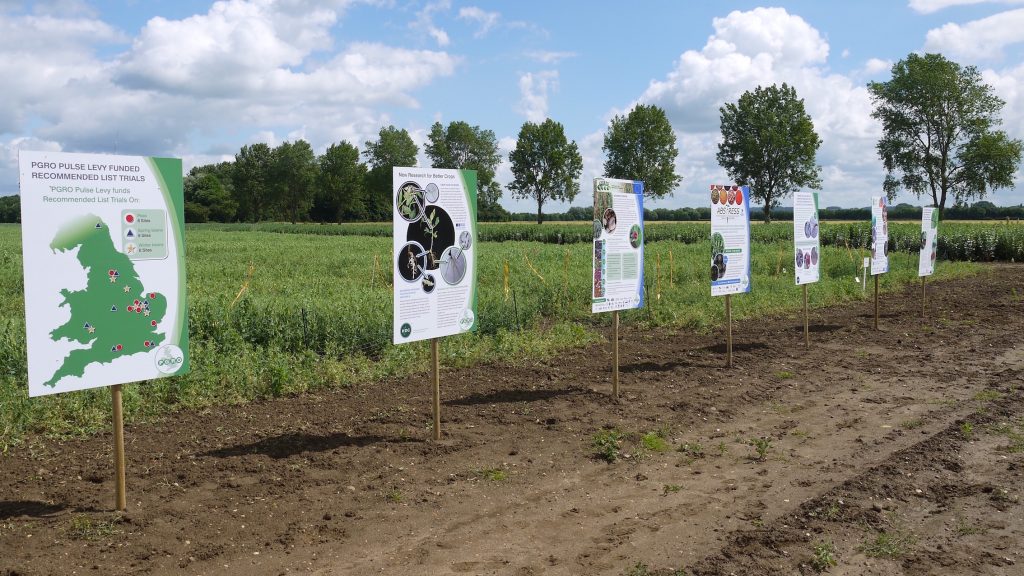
[392,168,478,344]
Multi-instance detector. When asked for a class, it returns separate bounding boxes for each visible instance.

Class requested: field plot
[0,224,979,449]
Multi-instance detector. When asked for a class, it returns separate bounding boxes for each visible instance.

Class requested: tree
[717,83,822,222]
[424,121,505,219]
[602,104,682,199]
[507,118,584,224]
[0,195,20,223]
[364,126,419,221]
[184,172,237,222]
[232,143,273,222]
[270,140,317,223]
[313,141,368,222]
[868,53,1022,219]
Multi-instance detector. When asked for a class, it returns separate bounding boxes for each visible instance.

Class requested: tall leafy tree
[717,83,822,223]
[424,121,504,218]
[184,172,238,222]
[232,143,273,222]
[314,141,367,222]
[508,118,583,224]
[869,53,1022,219]
[602,104,682,199]
[364,126,419,221]
[0,195,20,223]
[271,140,318,222]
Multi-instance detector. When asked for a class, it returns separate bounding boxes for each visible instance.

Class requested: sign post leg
[612,310,620,398]
[111,384,127,512]
[726,294,733,368]
[921,276,926,318]
[803,284,809,347]
[431,338,441,441]
[874,274,880,330]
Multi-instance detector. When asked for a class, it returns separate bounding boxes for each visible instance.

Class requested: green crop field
[0,223,985,451]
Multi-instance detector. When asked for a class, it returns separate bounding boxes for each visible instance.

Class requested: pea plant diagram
[392,168,478,344]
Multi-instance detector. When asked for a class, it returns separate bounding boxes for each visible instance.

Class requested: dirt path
[2,266,1022,576]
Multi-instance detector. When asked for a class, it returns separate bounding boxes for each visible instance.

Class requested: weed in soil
[642,432,671,453]
[66,514,123,541]
[900,418,924,429]
[749,436,772,461]
[663,484,682,495]
[810,541,838,572]
[593,429,624,463]
[477,468,508,482]
[860,529,916,558]
[960,421,974,439]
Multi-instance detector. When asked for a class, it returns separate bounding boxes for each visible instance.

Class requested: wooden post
[921,276,926,318]
[803,284,809,347]
[725,294,733,368]
[111,384,127,512]
[431,338,441,441]
[669,250,674,287]
[873,274,880,330]
[612,310,620,398]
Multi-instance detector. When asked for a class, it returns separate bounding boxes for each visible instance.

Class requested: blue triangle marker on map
[111,305,117,312]
[95,223,102,229]
[127,230,135,237]
[84,322,91,329]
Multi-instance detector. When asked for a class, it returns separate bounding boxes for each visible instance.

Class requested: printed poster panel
[19,151,190,398]
[919,206,938,277]
[710,184,752,296]
[592,177,645,313]
[393,168,477,344]
[870,195,889,276]
[793,191,820,285]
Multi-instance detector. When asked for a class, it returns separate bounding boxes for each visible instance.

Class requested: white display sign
[870,195,889,276]
[919,207,938,277]
[19,151,189,397]
[392,168,477,344]
[710,185,752,296]
[592,177,645,313]
[793,191,820,285]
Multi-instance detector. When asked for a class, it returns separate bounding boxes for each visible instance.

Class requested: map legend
[121,209,167,260]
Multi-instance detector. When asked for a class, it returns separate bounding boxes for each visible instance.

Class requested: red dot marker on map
[134,300,140,306]
[108,270,115,276]
[115,344,123,351]
[149,293,156,299]
[144,341,151,347]
[127,306,135,313]
[151,320,157,327]
[125,214,135,224]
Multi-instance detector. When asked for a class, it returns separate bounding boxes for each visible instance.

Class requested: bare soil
[2,265,1023,576]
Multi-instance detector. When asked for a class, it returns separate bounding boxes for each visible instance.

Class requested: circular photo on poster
[796,249,804,269]
[406,206,454,270]
[459,230,473,250]
[629,224,642,248]
[920,230,927,250]
[397,241,428,282]
[810,247,818,265]
[735,188,744,205]
[592,219,602,239]
[602,208,617,234]
[711,188,720,204]
[440,245,468,285]
[711,264,720,281]
[727,188,737,204]
[422,273,436,293]
[396,181,425,222]
[425,183,439,203]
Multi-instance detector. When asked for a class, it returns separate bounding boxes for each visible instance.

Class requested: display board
[919,207,938,277]
[793,191,820,285]
[392,168,477,344]
[870,195,889,276]
[592,177,645,313]
[710,184,752,296]
[19,151,189,397]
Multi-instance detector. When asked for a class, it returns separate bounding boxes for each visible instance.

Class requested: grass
[860,529,916,558]
[662,484,682,495]
[900,418,925,430]
[641,431,671,453]
[66,514,123,541]
[775,370,794,379]
[0,223,984,450]
[384,488,403,503]
[477,468,508,482]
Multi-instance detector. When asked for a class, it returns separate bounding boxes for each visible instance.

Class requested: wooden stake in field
[921,276,926,318]
[612,310,620,398]
[874,274,880,330]
[431,338,441,441]
[803,284,810,347]
[725,294,733,368]
[111,384,127,512]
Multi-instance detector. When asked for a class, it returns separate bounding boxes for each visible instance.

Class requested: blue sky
[2,0,1023,211]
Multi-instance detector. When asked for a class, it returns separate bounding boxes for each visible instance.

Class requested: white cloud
[923,8,1024,60]
[909,0,1024,14]
[525,50,576,64]
[516,70,559,123]
[628,7,885,207]
[457,6,499,37]
[863,58,893,75]
[410,0,450,47]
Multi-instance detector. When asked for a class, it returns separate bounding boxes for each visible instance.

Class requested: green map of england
[45,214,167,387]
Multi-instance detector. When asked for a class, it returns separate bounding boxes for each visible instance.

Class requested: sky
[2,0,1023,212]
